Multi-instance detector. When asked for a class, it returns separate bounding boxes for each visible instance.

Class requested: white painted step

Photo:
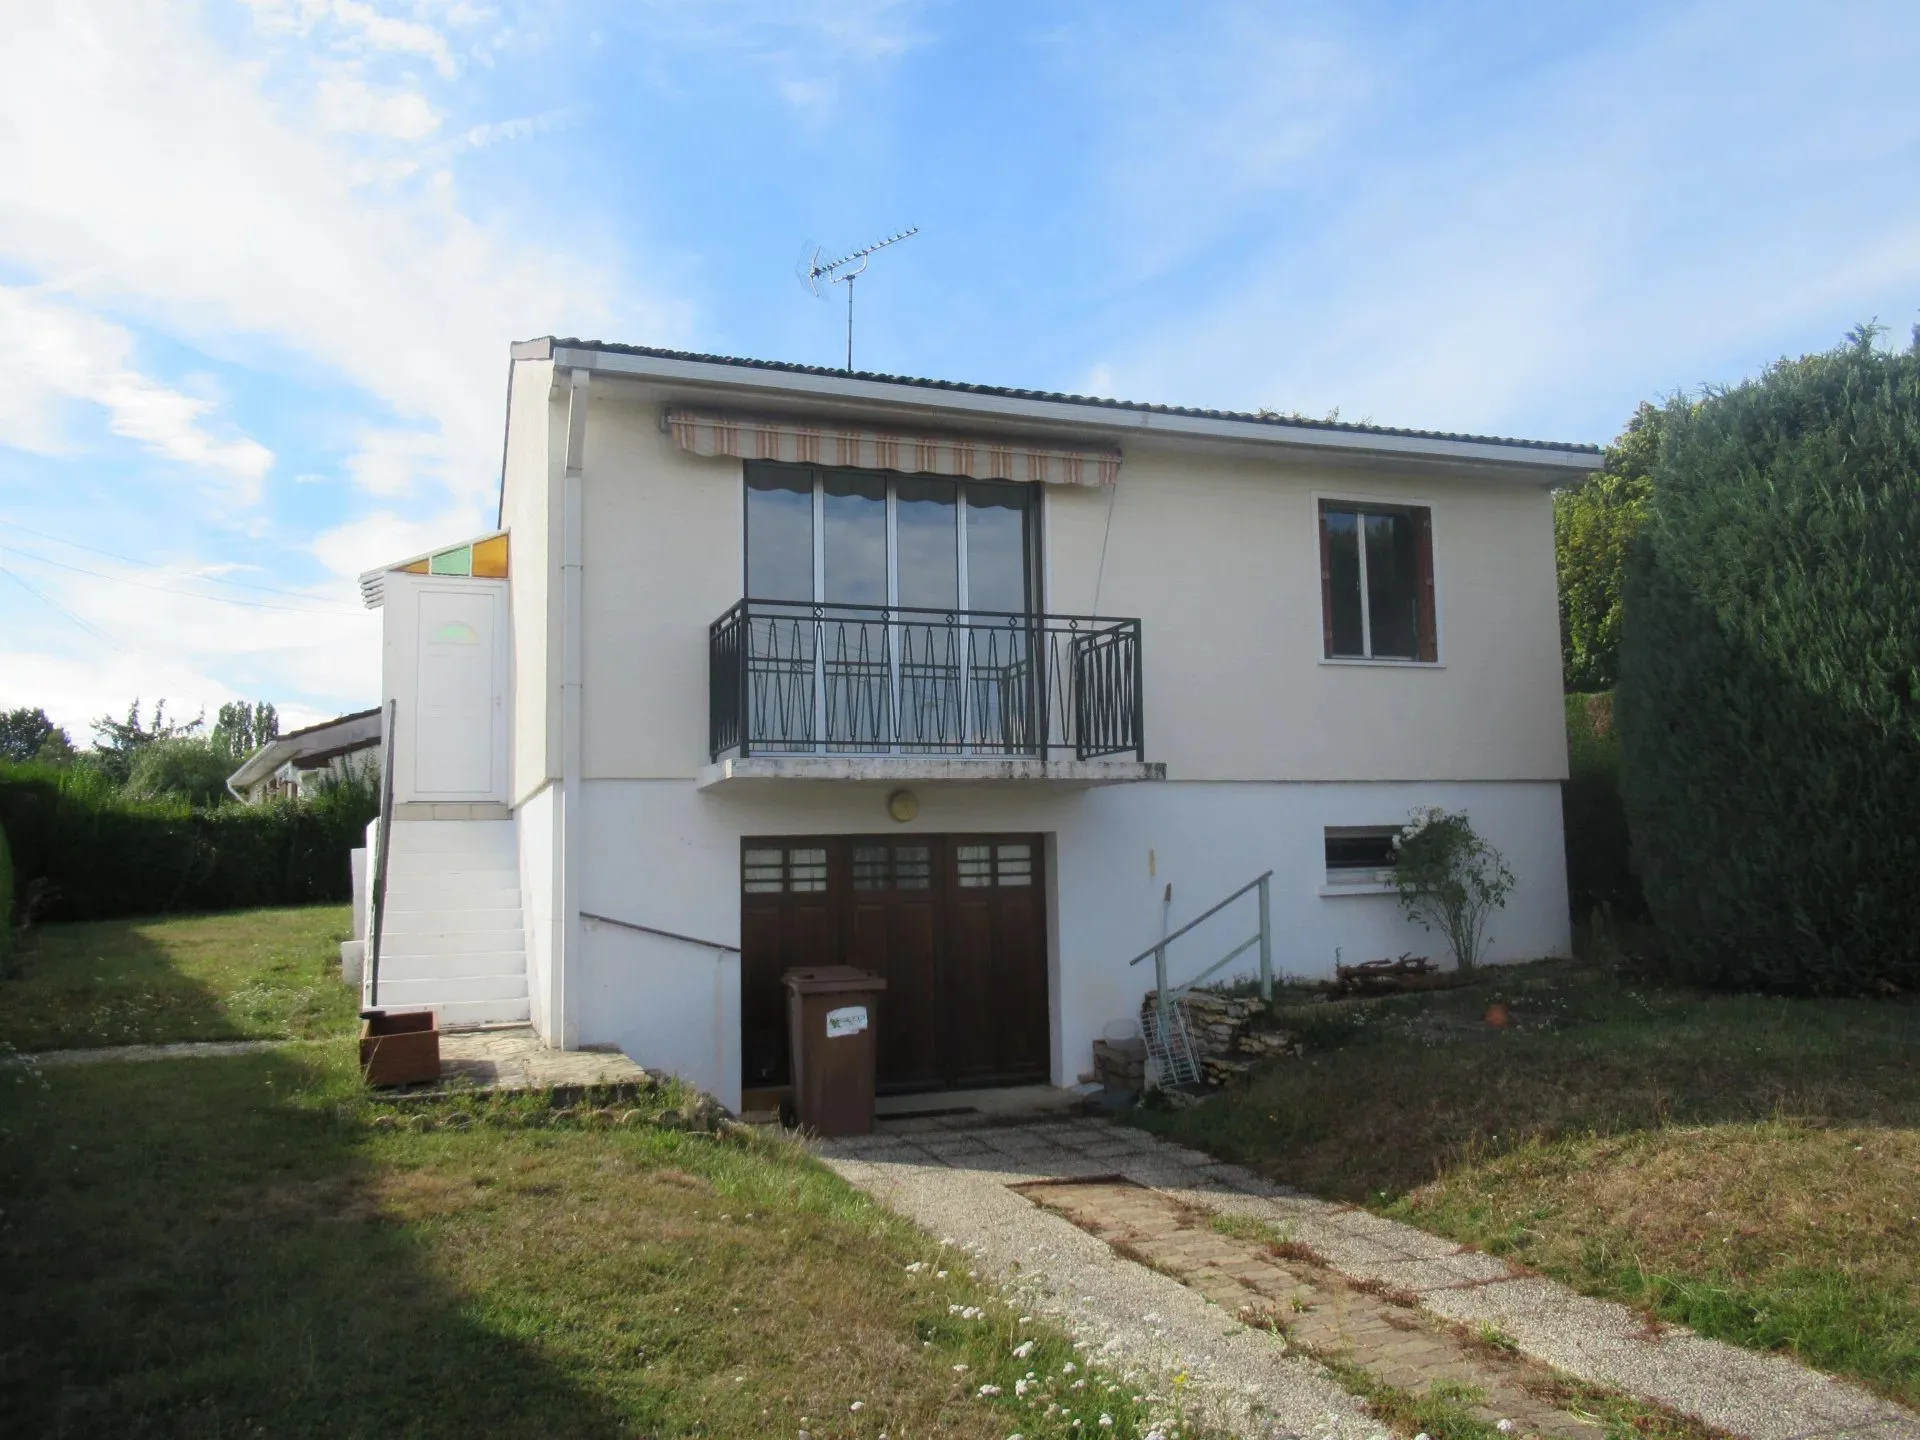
[434,997,532,1028]
[375,949,528,982]
[383,906,523,936]
[387,821,517,854]
[367,818,531,1030]
[377,973,528,1006]
[382,856,514,879]
[384,884,521,913]
[377,929,534,958]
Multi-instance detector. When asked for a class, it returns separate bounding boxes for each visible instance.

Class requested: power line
[0,518,361,608]
[0,544,365,617]
[0,563,124,651]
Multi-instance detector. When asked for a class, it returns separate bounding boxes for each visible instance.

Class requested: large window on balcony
[746,463,1034,614]
[741,464,1037,754]
[715,463,1140,763]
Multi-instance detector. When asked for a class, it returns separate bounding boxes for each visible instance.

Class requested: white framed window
[1323,826,1400,888]
[1317,500,1437,662]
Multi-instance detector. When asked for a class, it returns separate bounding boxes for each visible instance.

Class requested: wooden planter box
[360,1009,441,1087]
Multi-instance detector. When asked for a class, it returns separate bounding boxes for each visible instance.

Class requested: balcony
[703,599,1161,789]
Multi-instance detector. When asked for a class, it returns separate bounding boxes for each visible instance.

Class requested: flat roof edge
[543,342,1603,475]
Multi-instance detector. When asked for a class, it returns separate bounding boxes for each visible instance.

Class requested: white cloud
[0,552,380,742]
[0,286,274,502]
[244,0,462,76]
[1072,2,1920,440]
[310,507,483,581]
[0,2,673,520]
[316,75,443,138]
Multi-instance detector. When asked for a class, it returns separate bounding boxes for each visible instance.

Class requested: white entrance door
[382,574,508,802]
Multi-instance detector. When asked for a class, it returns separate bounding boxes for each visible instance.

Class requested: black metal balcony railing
[710,599,1144,763]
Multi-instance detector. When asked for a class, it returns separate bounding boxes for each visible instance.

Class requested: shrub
[1562,692,1645,921]
[1555,404,1661,690]
[1618,326,1920,993]
[0,818,12,965]
[0,760,377,922]
[125,737,238,807]
[1393,807,1514,971]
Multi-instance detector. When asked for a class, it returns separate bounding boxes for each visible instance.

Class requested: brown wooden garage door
[740,835,1048,1093]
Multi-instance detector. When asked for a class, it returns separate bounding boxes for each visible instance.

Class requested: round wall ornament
[886,788,919,823]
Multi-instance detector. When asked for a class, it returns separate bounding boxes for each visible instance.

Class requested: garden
[1131,327,1920,1407]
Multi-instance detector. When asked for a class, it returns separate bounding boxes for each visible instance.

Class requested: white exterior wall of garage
[389,340,1594,1113]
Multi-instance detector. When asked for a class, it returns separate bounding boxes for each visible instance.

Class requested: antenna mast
[799,227,919,371]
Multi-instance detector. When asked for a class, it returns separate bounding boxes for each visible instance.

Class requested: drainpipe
[556,366,590,1050]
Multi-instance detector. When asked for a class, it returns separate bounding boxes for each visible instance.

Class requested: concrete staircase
[366,819,530,1028]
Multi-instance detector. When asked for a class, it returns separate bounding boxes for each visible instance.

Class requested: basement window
[1323,827,1400,886]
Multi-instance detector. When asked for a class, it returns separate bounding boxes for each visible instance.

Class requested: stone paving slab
[819,1116,1920,1440]
[825,1151,1384,1440]
[1021,1178,1603,1440]
[434,1028,650,1092]
[12,1038,322,1067]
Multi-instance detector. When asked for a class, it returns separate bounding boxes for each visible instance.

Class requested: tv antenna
[798,226,918,371]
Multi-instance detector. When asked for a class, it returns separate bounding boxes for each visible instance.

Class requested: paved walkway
[10,1026,650,1093]
[818,1116,1919,1440]
[12,1037,323,1067]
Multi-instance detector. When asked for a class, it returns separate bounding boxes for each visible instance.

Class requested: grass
[0,905,356,1051]
[1123,957,1920,1405]
[0,1044,1204,1439]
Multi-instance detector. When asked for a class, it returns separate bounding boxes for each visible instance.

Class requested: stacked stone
[1140,988,1301,1089]
[1092,1037,1148,1091]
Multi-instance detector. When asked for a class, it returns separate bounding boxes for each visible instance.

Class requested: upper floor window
[746,463,1035,614]
[1318,500,1436,662]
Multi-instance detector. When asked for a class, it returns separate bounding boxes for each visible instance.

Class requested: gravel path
[820,1117,1920,1440]
[828,1129,1389,1440]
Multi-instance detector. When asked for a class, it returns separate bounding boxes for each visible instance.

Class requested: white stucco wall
[570,392,1569,785]
[516,779,560,1042]
[570,776,1569,1112]
[499,356,561,804]
[499,380,1576,1102]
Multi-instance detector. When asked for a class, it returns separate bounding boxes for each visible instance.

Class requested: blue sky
[3,0,1918,738]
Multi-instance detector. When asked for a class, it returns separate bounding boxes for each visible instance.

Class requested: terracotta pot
[360,1009,441,1086]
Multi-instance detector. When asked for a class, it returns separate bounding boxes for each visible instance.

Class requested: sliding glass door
[744,462,1035,754]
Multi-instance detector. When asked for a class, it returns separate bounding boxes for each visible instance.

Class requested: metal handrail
[580,911,741,953]
[709,597,1144,763]
[365,697,398,1010]
[1126,870,1275,1086]
[1124,870,1274,970]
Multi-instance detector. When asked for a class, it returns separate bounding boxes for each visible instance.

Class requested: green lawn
[1125,959,1920,1405]
[0,905,356,1052]
[0,1046,1198,1439]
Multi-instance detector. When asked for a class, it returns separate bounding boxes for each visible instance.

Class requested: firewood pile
[1331,952,1463,997]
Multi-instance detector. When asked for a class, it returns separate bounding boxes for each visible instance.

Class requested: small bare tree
[1392,807,1515,972]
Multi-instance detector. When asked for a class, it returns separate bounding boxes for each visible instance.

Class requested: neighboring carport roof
[226,707,382,797]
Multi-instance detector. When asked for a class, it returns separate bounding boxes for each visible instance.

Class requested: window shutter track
[1317,499,1335,659]
[1415,508,1437,663]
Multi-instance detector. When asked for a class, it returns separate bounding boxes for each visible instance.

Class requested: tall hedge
[1617,328,1920,993]
[1562,692,1644,922]
[0,762,376,923]
[0,818,13,964]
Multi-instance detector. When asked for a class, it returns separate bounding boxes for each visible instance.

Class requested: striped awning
[666,409,1120,487]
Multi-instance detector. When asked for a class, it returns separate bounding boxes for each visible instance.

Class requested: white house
[227,706,382,803]
[357,337,1598,1113]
